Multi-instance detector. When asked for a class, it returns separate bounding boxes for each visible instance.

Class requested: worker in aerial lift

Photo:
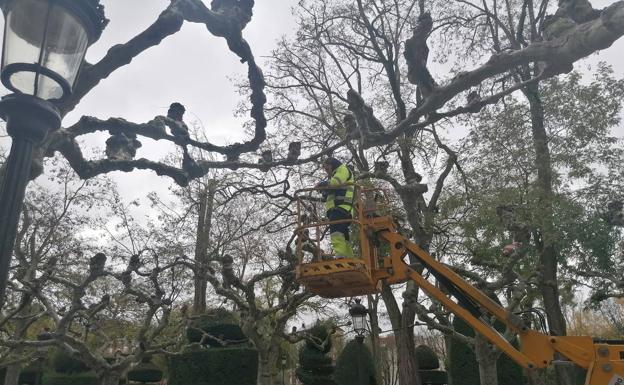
[315,157,355,259]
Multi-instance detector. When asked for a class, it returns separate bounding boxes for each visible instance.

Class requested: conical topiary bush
[415,345,447,385]
[334,339,377,385]
[169,308,258,385]
[186,308,247,347]
[297,322,336,385]
[415,345,440,370]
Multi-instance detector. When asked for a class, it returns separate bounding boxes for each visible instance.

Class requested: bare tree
[0,163,192,385]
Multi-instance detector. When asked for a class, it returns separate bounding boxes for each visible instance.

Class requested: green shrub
[420,370,448,384]
[448,317,479,385]
[1,364,47,385]
[299,349,333,369]
[168,347,258,385]
[334,339,377,385]
[52,350,89,374]
[127,361,163,383]
[414,345,447,384]
[297,322,336,385]
[448,316,523,385]
[305,322,333,353]
[17,364,39,385]
[42,372,99,385]
[575,366,588,385]
[186,309,247,347]
[415,345,440,370]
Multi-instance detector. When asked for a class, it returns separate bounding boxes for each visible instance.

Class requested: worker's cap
[322,157,342,169]
[169,102,186,113]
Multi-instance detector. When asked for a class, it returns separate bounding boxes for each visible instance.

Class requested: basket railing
[294,185,390,264]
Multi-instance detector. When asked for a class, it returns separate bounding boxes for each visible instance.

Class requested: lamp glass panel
[353,315,367,332]
[36,3,88,99]
[3,0,49,95]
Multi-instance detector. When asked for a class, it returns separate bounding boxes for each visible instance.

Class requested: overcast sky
[1,0,622,203]
[63,0,299,201]
[0,0,620,331]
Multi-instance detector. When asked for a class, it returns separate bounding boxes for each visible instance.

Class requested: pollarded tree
[148,166,323,385]
[0,160,114,385]
[334,339,378,385]
[0,160,194,385]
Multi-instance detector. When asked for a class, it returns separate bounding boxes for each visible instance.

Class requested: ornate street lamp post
[0,0,107,307]
[35,328,52,385]
[349,298,369,343]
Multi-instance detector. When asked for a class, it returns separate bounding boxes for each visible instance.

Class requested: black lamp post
[0,0,107,308]
[35,328,52,385]
[349,298,369,343]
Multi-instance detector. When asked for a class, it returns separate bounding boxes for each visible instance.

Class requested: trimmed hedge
[334,340,377,385]
[0,362,44,385]
[52,350,89,374]
[186,309,247,347]
[168,347,258,385]
[16,366,39,385]
[42,372,99,385]
[415,345,440,370]
[420,370,448,385]
[127,361,163,383]
[414,345,447,385]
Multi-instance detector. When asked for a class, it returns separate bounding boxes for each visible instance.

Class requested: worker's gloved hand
[502,241,522,256]
[315,180,329,189]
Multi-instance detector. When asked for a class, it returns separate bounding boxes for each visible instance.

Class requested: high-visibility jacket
[325,164,355,212]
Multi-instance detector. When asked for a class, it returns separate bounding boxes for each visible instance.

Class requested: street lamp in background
[35,328,52,385]
[0,0,107,307]
[349,298,369,343]
[281,355,287,385]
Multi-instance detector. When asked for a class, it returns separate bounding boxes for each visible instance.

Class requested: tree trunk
[4,295,36,385]
[524,83,573,385]
[474,334,499,385]
[99,372,122,385]
[192,180,216,315]
[3,365,20,385]
[382,283,421,385]
[444,334,454,385]
[367,294,384,384]
[257,348,278,385]
[396,327,419,385]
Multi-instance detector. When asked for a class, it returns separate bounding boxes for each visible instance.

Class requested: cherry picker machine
[293,185,624,385]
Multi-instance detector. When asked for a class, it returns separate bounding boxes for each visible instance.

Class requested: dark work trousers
[327,207,354,258]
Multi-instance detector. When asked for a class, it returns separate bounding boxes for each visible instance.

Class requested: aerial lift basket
[293,185,390,298]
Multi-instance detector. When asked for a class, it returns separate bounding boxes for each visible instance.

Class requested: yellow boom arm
[294,186,624,385]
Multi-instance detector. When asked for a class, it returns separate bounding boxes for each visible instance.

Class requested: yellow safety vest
[325,164,355,212]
